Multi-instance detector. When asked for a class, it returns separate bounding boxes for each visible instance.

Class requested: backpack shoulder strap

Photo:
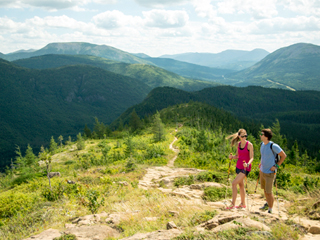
[269,141,275,153]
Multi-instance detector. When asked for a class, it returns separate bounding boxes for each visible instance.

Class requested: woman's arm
[248,142,254,165]
[244,142,254,168]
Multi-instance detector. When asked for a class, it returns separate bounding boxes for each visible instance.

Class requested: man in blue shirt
[259,129,287,213]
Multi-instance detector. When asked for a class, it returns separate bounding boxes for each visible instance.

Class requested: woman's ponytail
[226,129,246,147]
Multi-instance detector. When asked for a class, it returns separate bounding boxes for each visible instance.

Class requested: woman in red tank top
[226,129,254,209]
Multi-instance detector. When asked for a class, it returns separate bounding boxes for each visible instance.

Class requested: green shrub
[125,157,137,172]
[64,160,75,165]
[196,171,224,183]
[144,157,168,166]
[41,182,65,201]
[190,210,217,226]
[202,186,231,202]
[54,234,77,240]
[86,190,105,214]
[10,172,44,186]
[174,175,194,187]
[0,192,38,218]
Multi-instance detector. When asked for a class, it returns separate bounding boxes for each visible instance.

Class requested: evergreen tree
[271,119,286,149]
[288,140,300,165]
[117,118,124,131]
[124,135,134,157]
[24,144,37,168]
[49,136,58,154]
[84,124,92,138]
[152,111,165,142]
[15,146,25,169]
[77,133,85,150]
[58,135,63,148]
[129,109,142,132]
[93,117,106,139]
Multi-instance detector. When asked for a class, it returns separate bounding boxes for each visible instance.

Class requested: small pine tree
[84,124,92,139]
[15,145,25,169]
[124,135,134,157]
[129,109,142,132]
[24,144,38,168]
[152,111,165,142]
[49,136,58,153]
[77,133,85,150]
[93,118,106,139]
[118,118,124,131]
[58,135,64,148]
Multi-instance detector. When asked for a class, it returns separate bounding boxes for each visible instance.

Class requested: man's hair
[262,129,272,140]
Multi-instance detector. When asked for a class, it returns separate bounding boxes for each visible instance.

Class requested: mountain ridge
[227,43,320,90]
[160,48,270,70]
[1,42,154,65]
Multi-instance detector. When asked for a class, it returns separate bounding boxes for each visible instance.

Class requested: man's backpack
[261,142,280,164]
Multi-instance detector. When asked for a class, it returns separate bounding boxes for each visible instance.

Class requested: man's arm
[277,150,286,166]
[270,150,286,171]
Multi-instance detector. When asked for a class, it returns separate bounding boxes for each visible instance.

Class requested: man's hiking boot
[259,202,268,211]
[268,209,272,214]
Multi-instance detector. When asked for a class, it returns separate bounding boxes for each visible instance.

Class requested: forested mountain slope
[0,59,151,169]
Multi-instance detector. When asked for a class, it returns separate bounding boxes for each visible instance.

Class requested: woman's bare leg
[231,173,246,205]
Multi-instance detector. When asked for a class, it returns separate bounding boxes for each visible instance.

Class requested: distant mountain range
[2,42,152,64]
[160,49,270,70]
[144,57,235,82]
[13,54,220,91]
[3,41,320,91]
[0,58,151,169]
[226,43,320,91]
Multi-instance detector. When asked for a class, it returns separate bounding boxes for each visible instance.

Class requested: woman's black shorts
[236,167,250,177]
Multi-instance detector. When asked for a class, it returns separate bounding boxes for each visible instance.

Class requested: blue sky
[0,0,320,56]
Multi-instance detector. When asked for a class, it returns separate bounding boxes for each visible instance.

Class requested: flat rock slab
[210,217,271,233]
[300,233,320,240]
[65,225,120,240]
[23,229,61,240]
[119,229,183,240]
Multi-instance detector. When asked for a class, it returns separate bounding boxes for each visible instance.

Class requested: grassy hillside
[227,43,320,90]
[111,86,320,158]
[0,59,151,170]
[2,42,154,65]
[0,103,319,240]
[13,54,220,91]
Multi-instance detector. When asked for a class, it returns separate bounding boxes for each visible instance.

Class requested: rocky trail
[24,132,320,240]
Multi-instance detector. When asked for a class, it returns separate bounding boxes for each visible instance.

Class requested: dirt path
[267,79,296,91]
[138,131,292,218]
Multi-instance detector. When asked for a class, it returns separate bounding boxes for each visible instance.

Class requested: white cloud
[26,15,84,29]
[253,16,320,34]
[193,0,217,19]
[134,0,190,8]
[217,0,278,19]
[280,0,320,16]
[143,9,189,28]
[0,0,116,10]
[93,10,142,29]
